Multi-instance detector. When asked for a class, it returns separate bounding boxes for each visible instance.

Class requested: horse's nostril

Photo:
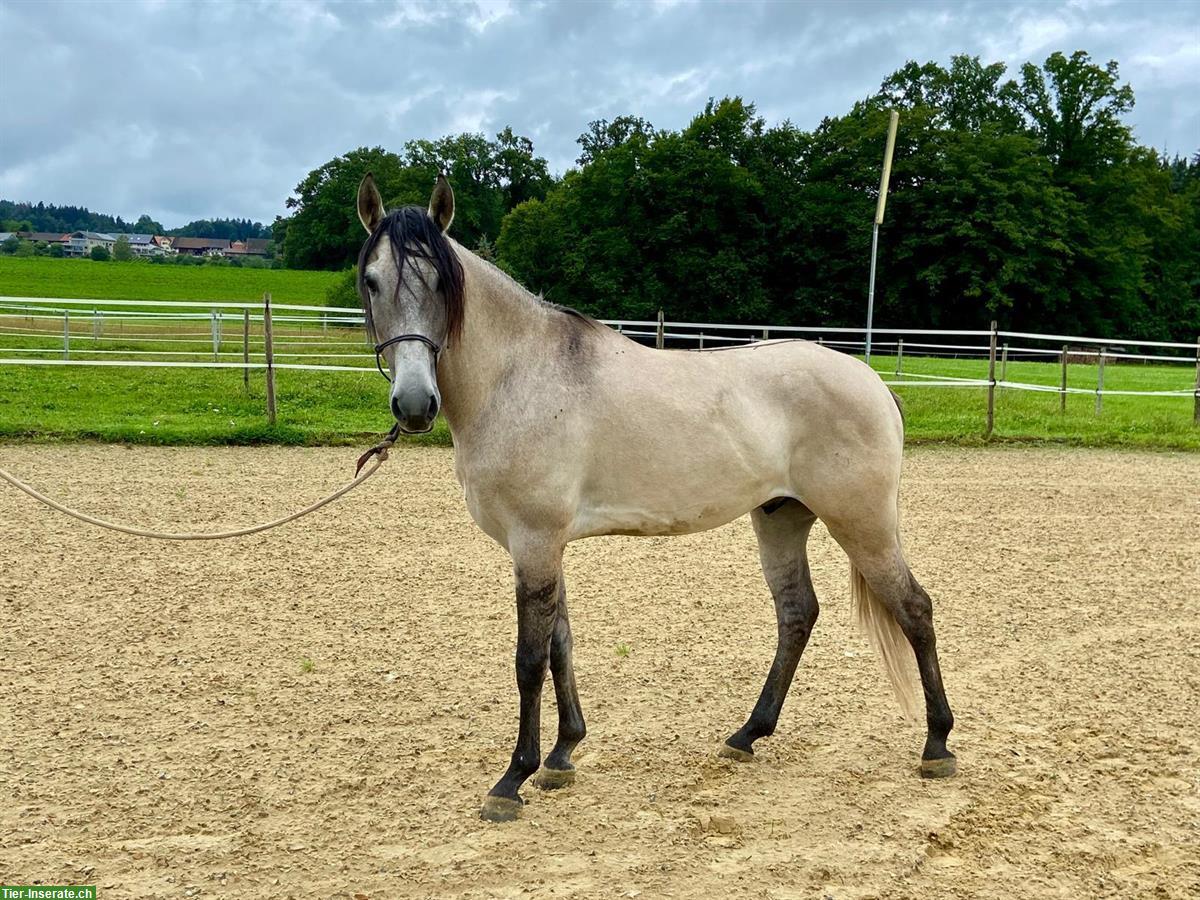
[427,395,439,418]
[391,395,403,420]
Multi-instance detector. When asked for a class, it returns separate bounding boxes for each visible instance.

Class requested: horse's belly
[572,495,765,538]
[570,448,790,539]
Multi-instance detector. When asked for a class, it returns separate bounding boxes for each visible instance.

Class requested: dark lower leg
[486,575,558,806]
[544,583,585,772]
[897,574,955,764]
[726,566,819,755]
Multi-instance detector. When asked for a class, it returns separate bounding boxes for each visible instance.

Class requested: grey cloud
[1,0,1195,228]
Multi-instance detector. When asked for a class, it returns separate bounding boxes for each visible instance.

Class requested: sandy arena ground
[1,444,1197,899]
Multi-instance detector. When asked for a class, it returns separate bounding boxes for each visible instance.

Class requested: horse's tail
[850,564,921,719]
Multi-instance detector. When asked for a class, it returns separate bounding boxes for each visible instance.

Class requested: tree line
[0,201,271,241]
[281,51,1199,343]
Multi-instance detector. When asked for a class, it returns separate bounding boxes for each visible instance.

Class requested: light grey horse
[355,174,955,822]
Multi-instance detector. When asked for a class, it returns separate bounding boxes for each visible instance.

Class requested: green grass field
[0,343,1196,449]
[0,256,341,306]
[0,258,1196,450]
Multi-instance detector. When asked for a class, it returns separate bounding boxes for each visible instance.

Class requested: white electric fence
[2,297,1198,433]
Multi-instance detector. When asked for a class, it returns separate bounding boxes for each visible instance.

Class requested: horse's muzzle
[391,390,439,433]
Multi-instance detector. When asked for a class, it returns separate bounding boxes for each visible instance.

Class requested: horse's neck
[437,247,548,436]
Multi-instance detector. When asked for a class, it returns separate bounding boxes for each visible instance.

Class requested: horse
[354,173,956,822]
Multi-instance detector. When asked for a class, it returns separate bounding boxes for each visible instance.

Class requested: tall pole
[866,110,899,365]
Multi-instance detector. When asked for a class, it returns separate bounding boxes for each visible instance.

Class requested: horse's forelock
[357,206,465,344]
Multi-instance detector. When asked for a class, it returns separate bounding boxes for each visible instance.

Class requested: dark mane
[356,206,466,344]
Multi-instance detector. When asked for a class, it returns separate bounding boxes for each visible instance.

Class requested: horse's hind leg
[721,498,819,760]
[828,521,956,777]
[533,580,586,790]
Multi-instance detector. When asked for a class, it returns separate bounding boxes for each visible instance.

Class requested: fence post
[93,309,101,340]
[656,310,664,350]
[63,310,70,360]
[211,311,221,361]
[895,338,903,376]
[1000,343,1008,382]
[762,328,769,343]
[698,332,704,350]
[986,320,998,437]
[243,309,250,390]
[1095,347,1106,416]
[263,292,277,425]
[1060,344,1068,415]
[1193,335,1199,425]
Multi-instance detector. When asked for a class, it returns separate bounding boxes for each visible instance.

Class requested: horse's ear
[357,173,385,234]
[428,173,454,233]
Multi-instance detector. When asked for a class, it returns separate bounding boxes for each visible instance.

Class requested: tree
[0,235,19,255]
[880,55,1020,133]
[48,242,64,258]
[134,214,164,234]
[276,130,552,270]
[576,116,654,165]
[89,245,110,261]
[112,235,133,261]
[1004,51,1134,176]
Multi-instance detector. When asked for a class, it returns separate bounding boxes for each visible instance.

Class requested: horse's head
[356,173,464,434]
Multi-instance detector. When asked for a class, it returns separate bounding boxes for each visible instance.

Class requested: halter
[374,333,441,382]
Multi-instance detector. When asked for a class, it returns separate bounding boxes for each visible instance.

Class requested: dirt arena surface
[1,444,1197,899]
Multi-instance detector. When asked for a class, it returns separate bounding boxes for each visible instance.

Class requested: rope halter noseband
[373,333,441,382]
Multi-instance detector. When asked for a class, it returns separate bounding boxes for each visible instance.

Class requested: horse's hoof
[534,766,576,790]
[920,755,957,779]
[479,795,523,822]
[717,742,755,763]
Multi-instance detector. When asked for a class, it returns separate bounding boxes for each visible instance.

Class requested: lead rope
[0,426,400,541]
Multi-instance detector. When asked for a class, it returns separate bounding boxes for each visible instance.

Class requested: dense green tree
[495,53,1197,341]
[134,214,165,234]
[277,130,551,270]
[1004,51,1135,176]
[89,245,110,261]
[112,234,133,261]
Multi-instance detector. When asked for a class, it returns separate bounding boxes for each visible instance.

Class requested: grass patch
[0,256,341,306]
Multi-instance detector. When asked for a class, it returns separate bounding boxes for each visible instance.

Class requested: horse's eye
[365,276,379,295]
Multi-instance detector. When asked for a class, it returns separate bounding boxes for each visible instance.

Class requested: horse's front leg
[534,580,586,789]
[480,546,563,822]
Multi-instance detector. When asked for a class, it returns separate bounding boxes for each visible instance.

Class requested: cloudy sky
[1,0,1196,228]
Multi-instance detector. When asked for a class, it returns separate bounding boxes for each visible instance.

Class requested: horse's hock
[2,443,1197,899]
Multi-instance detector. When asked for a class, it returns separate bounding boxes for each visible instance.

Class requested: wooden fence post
[895,338,903,376]
[1000,343,1008,382]
[761,328,769,343]
[263,292,277,425]
[1060,344,1068,415]
[986,320,998,437]
[1095,347,1106,416]
[1193,335,1199,425]
[656,310,664,350]
[63,310,70,360]
[243,309,250,390]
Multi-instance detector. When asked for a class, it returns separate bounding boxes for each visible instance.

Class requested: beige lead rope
[0,434,396,541]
